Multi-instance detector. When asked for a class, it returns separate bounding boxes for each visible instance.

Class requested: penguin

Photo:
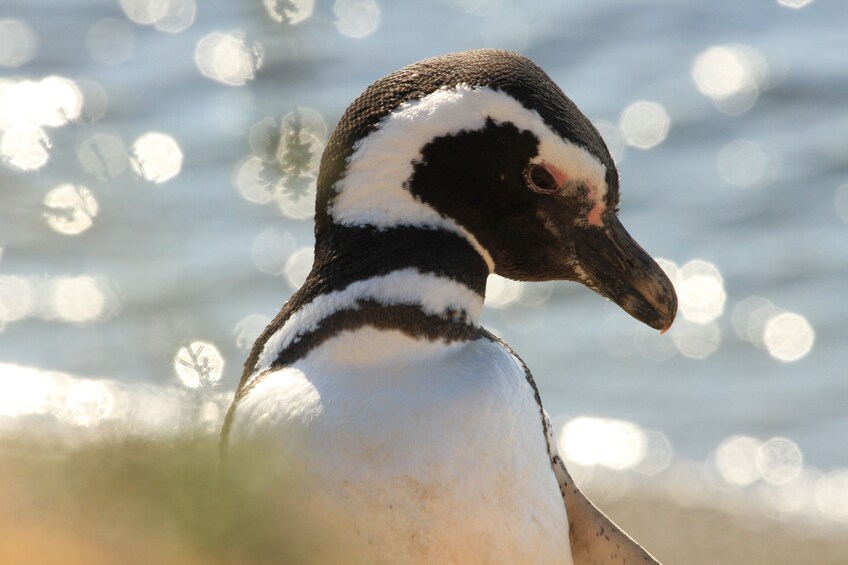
[222,49,677,565]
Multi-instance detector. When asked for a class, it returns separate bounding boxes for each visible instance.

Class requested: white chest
[229,328,572,564]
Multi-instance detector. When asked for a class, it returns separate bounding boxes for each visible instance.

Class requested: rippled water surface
[1,0,847,531]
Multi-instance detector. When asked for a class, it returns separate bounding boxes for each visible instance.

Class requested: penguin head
[316,49,677,332]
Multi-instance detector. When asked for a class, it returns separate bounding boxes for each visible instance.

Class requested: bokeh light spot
[264,0,315,24]
[52,276,107,324]
[693,46,751,98]
[251,228,296,276]
[672,319,721,359]
[235,314,271,351]
[594,120,627,163]
[333,0,381,39]
[174,341,224,388]
[656,257,680,284]
[1,126,51,171]
[194,31,261,86]
[284,107,328,143]
[86,18,135,65]
[275,174,317,219]
[714,435,762,486]
[718,139,768,188]
[44,184,99,235]
[0,275,35,323]
[274,112,323,218]
[559,417,647,470]
[677,259,726,323]
[243,109,326,218]
[34,76,83,126]
[763,311,814,362]
[619,100,671,150]
[279,111,327,167]
[634,431,674,476]
[691,44,768,115]
[130,131,183,183]
[154,0,197,33]
[756,437,803,485]
[78,132,128,179]
[732,296,780,346]
[120,0,169,25]
[0,19,38,68]
[234,155,274,204]
[249,111,326,165]
[0,77,82,128]
[76,79,110,123]
[285,247,314,290]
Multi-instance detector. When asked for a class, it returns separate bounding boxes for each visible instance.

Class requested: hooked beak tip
[571,213,678,334]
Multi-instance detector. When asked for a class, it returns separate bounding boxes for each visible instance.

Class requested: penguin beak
[572,214,677,333]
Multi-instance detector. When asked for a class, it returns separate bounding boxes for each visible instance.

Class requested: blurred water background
[1,0,847,562]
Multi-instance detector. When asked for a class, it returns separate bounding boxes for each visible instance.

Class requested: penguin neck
[244,224,491,381]
[314,223,490,299]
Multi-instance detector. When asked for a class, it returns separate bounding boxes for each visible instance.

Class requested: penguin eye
[525,164,558,192]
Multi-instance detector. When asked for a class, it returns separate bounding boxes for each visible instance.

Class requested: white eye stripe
[329,85,608,264]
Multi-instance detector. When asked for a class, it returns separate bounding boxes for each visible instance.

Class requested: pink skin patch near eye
[587,204,605,227]
[542,161,607,227]
[544,161,569,188]
[583,181,606,227]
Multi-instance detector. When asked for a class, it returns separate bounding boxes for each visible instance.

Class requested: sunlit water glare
[0,362,232,435]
